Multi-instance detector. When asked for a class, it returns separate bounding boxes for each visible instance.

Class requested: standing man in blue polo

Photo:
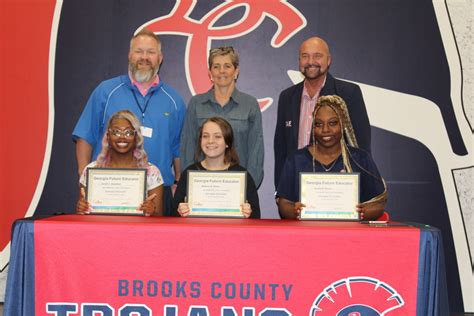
[73,28,186,215]
[274,37,371,188]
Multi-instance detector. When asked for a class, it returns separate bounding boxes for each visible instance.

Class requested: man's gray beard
[129,63,159,83]
[303,69,323,80]
[302,65,328,80]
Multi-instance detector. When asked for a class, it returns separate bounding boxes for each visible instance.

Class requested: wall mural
[0,0,472,312]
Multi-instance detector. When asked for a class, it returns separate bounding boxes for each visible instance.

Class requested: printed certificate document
[299,172,360,221]
[187,171,246,217]
[86,168,147,215]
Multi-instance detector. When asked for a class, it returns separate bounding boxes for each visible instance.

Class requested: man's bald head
[299,37,331,81]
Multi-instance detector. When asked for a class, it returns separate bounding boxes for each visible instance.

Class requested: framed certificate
[187,170,246,217]
[299,172,360,221]
[86,168,147,215]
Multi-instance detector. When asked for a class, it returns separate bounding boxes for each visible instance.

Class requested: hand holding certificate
[86,168,147,215]
[186,171,246,217]
[299,172,360,221]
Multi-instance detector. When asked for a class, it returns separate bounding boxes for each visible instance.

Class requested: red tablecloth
[30,215,420,315]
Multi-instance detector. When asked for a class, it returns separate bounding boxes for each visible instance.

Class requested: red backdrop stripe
[0,0,56,256]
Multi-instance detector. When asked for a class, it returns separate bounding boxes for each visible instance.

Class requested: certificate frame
[299,172,360,221]
[86,168,147,216]
[187,170,246,218]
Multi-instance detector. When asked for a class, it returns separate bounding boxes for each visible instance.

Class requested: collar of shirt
[129,73,160,97]
[202,87,242,107]
[302,75,327,101]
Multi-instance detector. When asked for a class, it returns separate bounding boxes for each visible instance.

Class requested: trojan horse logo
[139,0,306,111]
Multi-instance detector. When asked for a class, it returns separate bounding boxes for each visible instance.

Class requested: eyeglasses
[108,129,136,138]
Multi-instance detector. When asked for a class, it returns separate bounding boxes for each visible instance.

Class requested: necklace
[310,144,339,172]
[319,158,338,172]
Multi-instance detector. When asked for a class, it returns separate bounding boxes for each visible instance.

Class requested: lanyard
[132,89,155,122]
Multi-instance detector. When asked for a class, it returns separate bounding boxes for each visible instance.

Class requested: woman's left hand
[139,193,157,216]
[241,202,252,218]
[294,202,305,219]
[356,201,385,221]
[177,202,190,217]
[76,187,92,215]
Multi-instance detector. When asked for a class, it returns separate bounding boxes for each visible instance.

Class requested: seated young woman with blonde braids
[276,95,387,220]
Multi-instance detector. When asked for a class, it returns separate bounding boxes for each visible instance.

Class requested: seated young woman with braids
[276,95,387,220]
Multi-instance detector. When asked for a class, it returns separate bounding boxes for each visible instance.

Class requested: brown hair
[208,46,239,69]
[130,28,161,52]
[194,117,240,166]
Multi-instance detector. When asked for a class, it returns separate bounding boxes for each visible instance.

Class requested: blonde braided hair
[313,95,387,205]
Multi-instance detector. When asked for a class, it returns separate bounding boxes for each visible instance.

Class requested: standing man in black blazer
[273,37,371,188]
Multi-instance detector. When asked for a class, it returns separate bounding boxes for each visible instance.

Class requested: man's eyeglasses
[108,129,136,138]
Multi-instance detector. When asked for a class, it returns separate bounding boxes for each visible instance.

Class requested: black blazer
[273,73,371,188]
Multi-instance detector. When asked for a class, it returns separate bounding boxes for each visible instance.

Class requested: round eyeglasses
[108,129,136,138]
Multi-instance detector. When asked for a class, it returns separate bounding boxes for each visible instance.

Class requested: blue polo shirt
[73,75,186,186]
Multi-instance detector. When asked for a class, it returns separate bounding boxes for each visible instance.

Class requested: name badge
[140,126,153,138]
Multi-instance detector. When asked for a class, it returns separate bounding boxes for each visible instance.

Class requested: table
[4,215,449,315]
